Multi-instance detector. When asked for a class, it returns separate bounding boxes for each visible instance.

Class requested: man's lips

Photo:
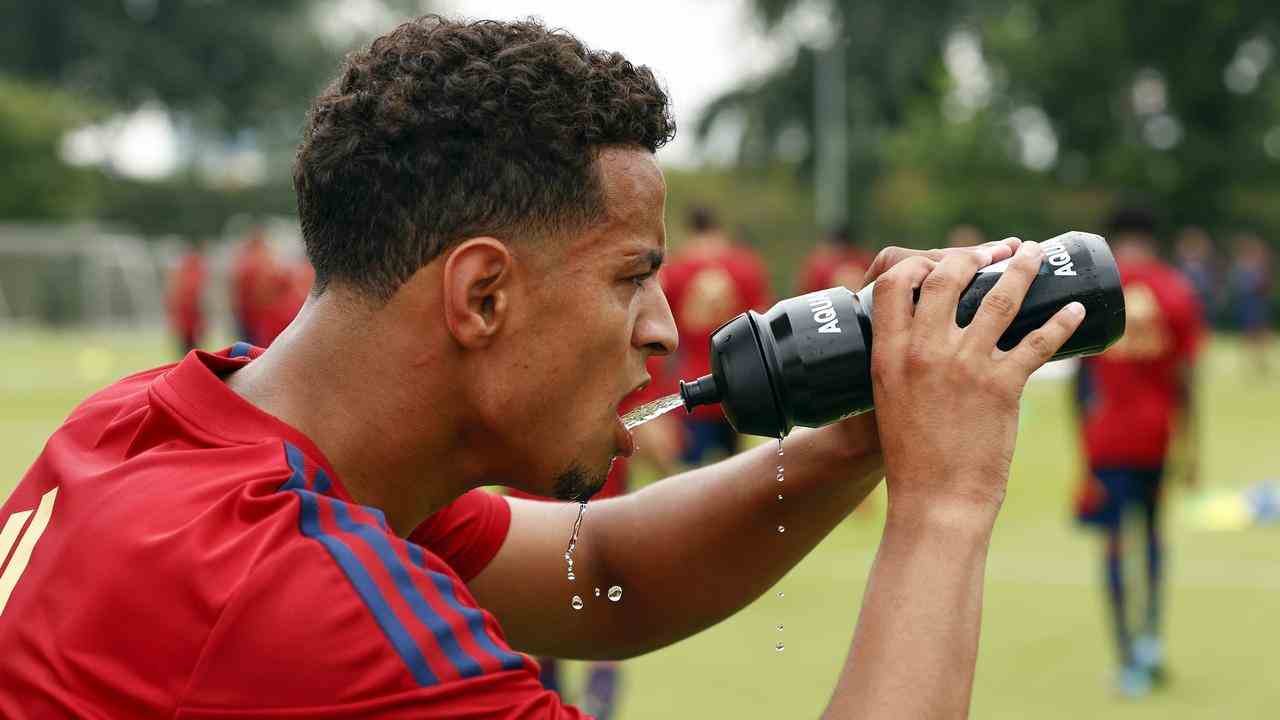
[611,377,650,459]
[614,415,636,458]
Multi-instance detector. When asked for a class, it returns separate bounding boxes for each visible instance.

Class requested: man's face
[481,148,677,499]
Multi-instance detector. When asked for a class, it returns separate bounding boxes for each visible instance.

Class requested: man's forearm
[593,419,883,657]
[823,497,996,720]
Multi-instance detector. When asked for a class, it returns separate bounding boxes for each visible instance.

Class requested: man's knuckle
[1027,332,1052,357]
[903,341,931,371]
[920,272,951,295]
[875,247,905,265]
[874,271,901,294]
[983,291,1018,317]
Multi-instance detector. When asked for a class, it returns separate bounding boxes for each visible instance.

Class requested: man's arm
[470,415,884,659]
[822,239,1083,717]
[469,239,1025,661]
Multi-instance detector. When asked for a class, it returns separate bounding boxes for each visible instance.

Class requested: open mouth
[611,377,650,458]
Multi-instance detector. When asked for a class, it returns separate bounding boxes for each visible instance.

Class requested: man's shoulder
[184,464,536,712]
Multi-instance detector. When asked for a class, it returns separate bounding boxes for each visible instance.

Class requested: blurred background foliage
[702,0,1280,252]
[1,0,1279,290]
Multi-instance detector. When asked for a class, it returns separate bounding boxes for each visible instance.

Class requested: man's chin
[551,460,611,502]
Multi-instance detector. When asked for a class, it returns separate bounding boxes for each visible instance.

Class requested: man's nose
[636,285,678,356]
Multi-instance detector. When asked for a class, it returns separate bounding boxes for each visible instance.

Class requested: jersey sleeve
[408,489,512,582]
[178,518,588,719]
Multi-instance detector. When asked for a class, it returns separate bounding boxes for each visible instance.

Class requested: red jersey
[0,345,588,719]
[795,245,875,295]
[1081,259,1204,467]
[166,252,208,339]
[661,245,770,419]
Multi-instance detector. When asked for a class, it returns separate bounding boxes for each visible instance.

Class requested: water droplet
[571,595,583,610]
[777,624,784,631]
[777,591,785,599]
[777,525,785,533]
[564,502,588,580]
[776,475,784,483]
[607,585,623,602]
[775,642,785,652]
[567,572,576,581]
[777,494,783,501]
[594,587,601,597]
[777,465,784,474]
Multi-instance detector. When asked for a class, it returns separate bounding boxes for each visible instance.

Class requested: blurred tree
[982,1,1280,230]
[0,1,421,232]
[704,0,1280,244]
[0,1,339,133]
[0,77,104,219]
[697,0,974,232]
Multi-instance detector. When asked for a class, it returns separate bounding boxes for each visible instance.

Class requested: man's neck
[226,293,480,536]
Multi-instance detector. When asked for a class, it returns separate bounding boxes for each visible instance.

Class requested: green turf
[2,328,1276,717]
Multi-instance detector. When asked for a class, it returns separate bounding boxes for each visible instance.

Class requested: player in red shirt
[1074,206,1205,697]
[165,239,208,355]
[1,16,1088,718]
[254,260,316,347]
[660,206,770,463]
[795,224,877,296]
[230,226,273,346]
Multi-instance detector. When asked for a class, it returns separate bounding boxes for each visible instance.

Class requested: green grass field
[2,327,1277,717]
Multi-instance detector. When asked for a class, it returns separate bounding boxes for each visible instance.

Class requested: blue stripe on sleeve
[280,443,438,686]
[407,543,526,672]
[327,499,486,678]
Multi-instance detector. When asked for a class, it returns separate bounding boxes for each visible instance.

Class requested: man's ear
[442,237,513,348]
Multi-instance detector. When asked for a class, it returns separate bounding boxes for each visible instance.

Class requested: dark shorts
[1076,467,1165,530]
[681,417,737,465]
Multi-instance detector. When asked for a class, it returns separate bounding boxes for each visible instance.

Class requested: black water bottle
[678,231,1127,438]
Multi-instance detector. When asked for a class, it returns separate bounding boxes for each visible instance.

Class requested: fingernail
[1066,301,1085,317]
[1022,240,1040,254]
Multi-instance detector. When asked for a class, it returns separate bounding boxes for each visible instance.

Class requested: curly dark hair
[294,15,675,301]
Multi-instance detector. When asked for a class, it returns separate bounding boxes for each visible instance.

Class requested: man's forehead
[565,147,667,259]
[597,147,665,215]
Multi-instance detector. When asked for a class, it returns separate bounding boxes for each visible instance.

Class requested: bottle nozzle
[679,374,720,411]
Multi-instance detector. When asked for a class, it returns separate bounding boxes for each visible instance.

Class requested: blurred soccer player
[1174,226,1219,318]
[661,206,770,464]
[165,238,208,355]
[1074,206,1205,696]
[230,225,273,345]
[254,259,315,347]
[795,224,876,294]
[1227,231,1273,375]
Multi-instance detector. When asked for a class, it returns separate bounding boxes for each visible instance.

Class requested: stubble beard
[551,458,613,502]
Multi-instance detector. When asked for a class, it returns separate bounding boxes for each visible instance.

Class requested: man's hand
[823,239,1086,720]
[825,237,1023,458]
[872,239,1084,514]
